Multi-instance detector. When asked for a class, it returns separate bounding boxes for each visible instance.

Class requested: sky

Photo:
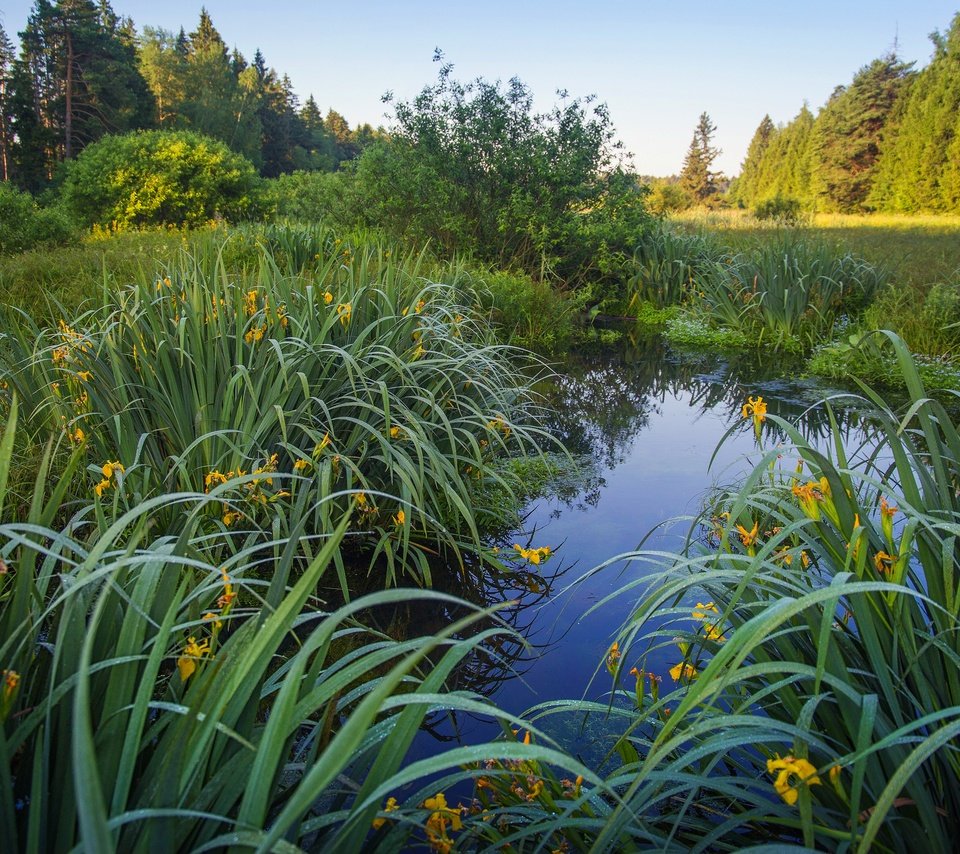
[1,1,958,176]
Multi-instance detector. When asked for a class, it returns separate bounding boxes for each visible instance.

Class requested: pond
[409,329,878,760]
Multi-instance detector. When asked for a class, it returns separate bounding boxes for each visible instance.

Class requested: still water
[412,331,874,753]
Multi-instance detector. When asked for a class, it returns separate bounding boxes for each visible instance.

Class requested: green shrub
[755,194,805,225]
[260,169,358,227]
[0,183,76,254]
[645,181,690,216]
[443,262,584,353]
[350,61,652,286]
[61,129,261,229]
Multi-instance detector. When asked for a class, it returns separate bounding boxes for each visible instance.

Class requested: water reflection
[406,333,880,754]
[547,329,873,475]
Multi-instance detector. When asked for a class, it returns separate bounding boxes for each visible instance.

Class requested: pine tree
[0,23,14,181]
[679,112,721,203]
[809,53,913,211]
[730,114,774,205]
[10,0,154,187]
[293,94,336,171]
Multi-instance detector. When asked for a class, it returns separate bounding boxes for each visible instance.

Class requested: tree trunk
[65,31,73,159]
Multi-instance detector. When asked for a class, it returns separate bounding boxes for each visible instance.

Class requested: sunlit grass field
[673,209,960,288]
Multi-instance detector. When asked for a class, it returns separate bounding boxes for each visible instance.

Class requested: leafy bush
[645,181,690,216]
[260,169,358,227]
[755,194,805,225]
[61,129,261,229]
[0,183,76,254]
[350,57,652,286]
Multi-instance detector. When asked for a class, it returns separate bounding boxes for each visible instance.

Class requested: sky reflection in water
[418,332,876,752]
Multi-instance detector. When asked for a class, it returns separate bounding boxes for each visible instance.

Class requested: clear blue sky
[2,1,957,176]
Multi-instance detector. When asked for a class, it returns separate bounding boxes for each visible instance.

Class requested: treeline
[730,11,960,213]
[0,1,380,192]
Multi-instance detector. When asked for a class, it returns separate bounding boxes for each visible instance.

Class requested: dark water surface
[411,331,874,756]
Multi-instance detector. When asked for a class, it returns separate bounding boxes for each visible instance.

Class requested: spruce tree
[178,9,261,164]
[731,114,774,205]
[809,53,913,211]
[869,14,960,212]
[679,112,721,204]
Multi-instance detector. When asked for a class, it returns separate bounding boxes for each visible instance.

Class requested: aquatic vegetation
[626,225,723,309]
[0,401,598,850]
[0,229,552,588]
[557,334,960,849]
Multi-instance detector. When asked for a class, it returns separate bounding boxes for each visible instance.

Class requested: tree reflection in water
[371,329,886,752]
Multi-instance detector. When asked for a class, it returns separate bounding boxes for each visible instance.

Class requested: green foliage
[695,236,886,349]
[60,129,261,229]
[9,0,155,191]
[644,180,689,216]
[0,227,549,587]
[864,274,960,357]
[351,57,651,286]
[734,14,960,215]
[442,262,585,353]
[807,331,960,391]
[0,227,236,322]
[627,224,722,308]
[809,53,913,212]
[679,111,721,204]
[754,194,805,225]
[733,105,816,207]
[0,407,564,850]
[869,14,960,212]
[260,169,358,226]
[729,114,774,206]
[663,312,751,349]
[0,183,75,254]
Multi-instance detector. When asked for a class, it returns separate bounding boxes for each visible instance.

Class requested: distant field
[673,210,960,288]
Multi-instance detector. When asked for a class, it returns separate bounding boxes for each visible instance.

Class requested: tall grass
[694,236,887,349]
[628,226,887,351]
[0,227,551,590]
[626,226,722,309]
[0,397,601,852]
[476,334,958,850]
